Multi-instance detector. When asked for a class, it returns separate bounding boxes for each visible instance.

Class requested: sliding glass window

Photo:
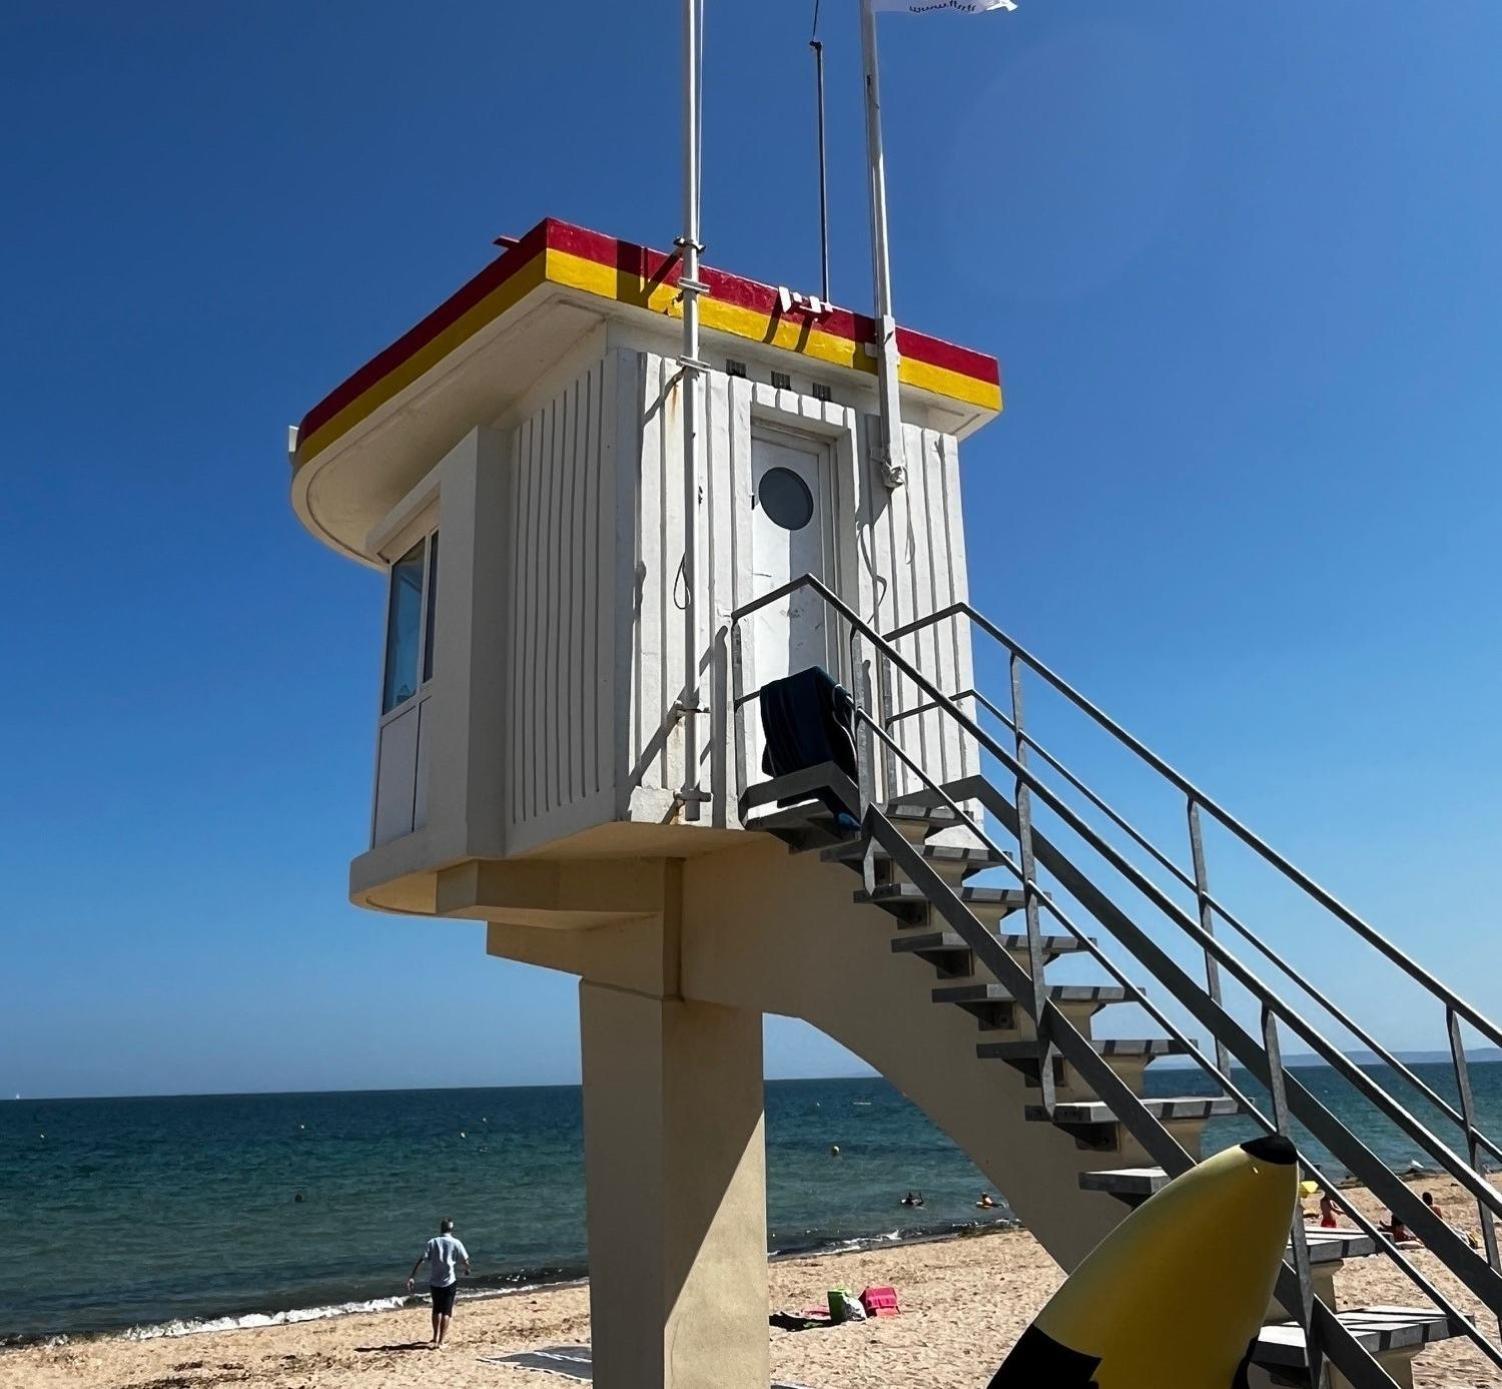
[422,533,439,685]
[381,533,438,714]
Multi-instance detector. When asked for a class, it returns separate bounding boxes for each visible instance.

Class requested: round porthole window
[758,466,815,531]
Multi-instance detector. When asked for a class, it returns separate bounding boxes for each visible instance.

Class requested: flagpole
[860,0,906,488]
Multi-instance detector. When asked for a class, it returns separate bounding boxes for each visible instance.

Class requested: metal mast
[811,37,831,302]
[860,0,905,488]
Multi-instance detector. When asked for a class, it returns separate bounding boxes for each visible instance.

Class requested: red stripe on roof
[548,223,999,387]
[297,218,998,449]
[297,219,550,446]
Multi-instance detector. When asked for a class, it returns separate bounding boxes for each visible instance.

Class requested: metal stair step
[978,1038,1188,1063]
[1078,1166,1173,1200]
[933,983,1132,1007]
[1253,1307,1459,1374]
[855,883,1027,925]
[1027,1097,1240,1125]
[885,801,971,830]
[821,839,1010,877]
[1301,1227,1381,1262]
[1077,1171,1382,1264]
[744,804,853,852]
[892,929,1085,958]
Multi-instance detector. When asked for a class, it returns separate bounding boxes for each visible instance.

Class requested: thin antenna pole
[859,0,905,487]
[679,0,705,819]
[811,39,831,302]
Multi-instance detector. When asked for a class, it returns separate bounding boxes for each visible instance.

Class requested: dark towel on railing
[758,666,859,829]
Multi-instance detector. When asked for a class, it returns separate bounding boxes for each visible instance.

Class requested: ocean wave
[0,1230,1012,1349]
[121,1295,416,1340]
[0,1274,599,1350]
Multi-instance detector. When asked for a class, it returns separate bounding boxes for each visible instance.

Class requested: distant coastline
[9,1049,1498,1101]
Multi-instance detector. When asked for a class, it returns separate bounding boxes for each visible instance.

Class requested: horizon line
[9,1047,1498,1104]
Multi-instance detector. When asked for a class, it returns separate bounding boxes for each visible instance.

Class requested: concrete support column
[579,980,768,1389]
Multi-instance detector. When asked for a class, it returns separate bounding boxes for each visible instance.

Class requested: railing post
[1187,798,1233,1080]
[853,655,876,820]
[1263,1006,1325,1388]
[730,620,747,819]
[854,657,880,895]
[1010,653,1055,1113]
[877,650,899,803]
[711,625,728,828]
[1449,1007,1502,1326]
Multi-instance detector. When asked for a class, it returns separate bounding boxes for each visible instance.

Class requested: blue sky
[4,2,1500,1098]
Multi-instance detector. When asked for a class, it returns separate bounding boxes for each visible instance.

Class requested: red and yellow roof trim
[295,218,1001,469]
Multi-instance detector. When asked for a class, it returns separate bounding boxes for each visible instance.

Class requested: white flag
[869,0,1017,12]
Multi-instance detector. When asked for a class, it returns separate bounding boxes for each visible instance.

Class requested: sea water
[3,1063,1496,1342]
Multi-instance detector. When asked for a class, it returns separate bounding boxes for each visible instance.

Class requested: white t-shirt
[424,1233,468,1288]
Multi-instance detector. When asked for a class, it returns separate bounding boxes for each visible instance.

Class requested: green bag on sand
[828,1288,867,1324]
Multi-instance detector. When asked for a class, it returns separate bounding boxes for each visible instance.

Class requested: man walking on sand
[406,1218,470,1348]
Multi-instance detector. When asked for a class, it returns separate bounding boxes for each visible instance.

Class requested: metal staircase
[729,575,1502,1389]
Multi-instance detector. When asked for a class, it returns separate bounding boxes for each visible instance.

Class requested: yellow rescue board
[989,1135,1299,1388]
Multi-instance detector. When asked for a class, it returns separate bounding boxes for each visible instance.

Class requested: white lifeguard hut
[287,221,1469,1389]
[285,0,1502,1373]
[290,217,1006,1385]
[292,218,999,877]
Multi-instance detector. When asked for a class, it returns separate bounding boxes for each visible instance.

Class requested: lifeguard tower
[291,220,1501,1389]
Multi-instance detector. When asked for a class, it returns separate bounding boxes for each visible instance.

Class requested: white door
[749,429,834,694]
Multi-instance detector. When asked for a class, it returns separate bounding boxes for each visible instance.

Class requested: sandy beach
[9,1174,1502,1389]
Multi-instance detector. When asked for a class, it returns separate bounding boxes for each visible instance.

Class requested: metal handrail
[727,575,1502,1380]
[883,730,1500,1383]
[890,760,1502,1380]
[743,579,1502,1224]
[973,772,1502,1311]
[861,725,1383,1386]
[884,600,1502,1053]
[885,598,1502,1287]
[944,681,1502,1174]
[735,582,1502,1212]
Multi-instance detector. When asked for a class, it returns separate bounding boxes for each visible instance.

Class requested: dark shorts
[431,1281,457,1315]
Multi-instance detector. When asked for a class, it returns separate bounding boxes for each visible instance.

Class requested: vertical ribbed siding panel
[635,355,664,794]
[532,406,548,819]
[662,359,687,798]
[728,374,754,808]
[507,416,529,826]
[859,411,900,795]
[524,410,543,820]
[705,369,732,808]
[902,421,940,786]
[906,424,938,784]
[564,373,581,801]
[920,427,958,786]
[502,359,618,841]
[611,351,640,812]
[939,431,979,783]
[851,419,973,801]
[890,423,924,797]
[579,362,599,798]
[547,397,566,813]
